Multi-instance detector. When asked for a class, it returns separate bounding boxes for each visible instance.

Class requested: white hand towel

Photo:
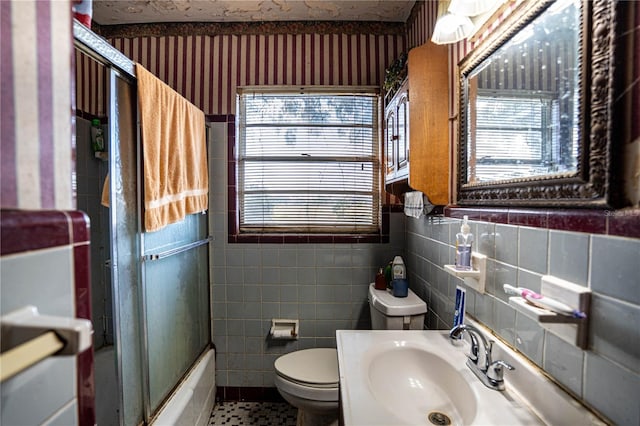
[404,191,424,218]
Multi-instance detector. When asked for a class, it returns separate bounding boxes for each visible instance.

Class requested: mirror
[457,0,620,207]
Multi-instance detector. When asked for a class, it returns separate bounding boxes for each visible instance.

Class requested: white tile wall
[1,247,78,425]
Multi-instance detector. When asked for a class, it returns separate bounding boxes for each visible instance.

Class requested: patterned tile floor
[209,401,297,425]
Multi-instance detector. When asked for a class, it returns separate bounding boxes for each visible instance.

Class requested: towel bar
[0,331,64,382]
[0,305,93,382]
[144,236,212,261]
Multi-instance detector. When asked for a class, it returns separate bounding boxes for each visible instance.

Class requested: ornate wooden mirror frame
[457,0,626,208]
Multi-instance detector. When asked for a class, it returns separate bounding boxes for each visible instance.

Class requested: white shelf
[444,252,487,294]
[508,297,585,324]
[507,275,591,349]
[444,265,479,278]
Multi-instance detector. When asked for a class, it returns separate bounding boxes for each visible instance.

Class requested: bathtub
[151,349,216,426]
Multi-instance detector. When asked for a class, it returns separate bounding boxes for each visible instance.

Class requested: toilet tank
[368,283,427,330]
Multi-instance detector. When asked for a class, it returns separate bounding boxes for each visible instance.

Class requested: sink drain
[427,411,452,425]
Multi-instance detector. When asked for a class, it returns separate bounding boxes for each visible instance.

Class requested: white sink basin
[366,343,476,425]
[337,322,605,426]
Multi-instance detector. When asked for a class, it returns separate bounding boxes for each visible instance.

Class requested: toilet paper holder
[270,319,299,340]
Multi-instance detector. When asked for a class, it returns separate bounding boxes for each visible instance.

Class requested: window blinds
[473,95,553,182]
[237,90,380,233]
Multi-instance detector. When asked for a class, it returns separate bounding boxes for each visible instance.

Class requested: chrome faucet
[449,324,514,391]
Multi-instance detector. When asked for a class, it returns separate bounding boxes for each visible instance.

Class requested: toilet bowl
[274,348,339,426]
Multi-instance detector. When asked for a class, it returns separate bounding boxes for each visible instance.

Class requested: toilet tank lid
[368,283,427,316]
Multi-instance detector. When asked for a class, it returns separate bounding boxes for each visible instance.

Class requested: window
[237,88,380,235]
[471,92,575,183]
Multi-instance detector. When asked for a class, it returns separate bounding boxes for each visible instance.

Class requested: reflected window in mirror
[465,0,580,185]
[469,90,580,182]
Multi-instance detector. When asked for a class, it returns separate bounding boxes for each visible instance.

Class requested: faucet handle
[485,340,494,366]
[486,360,514,384]
[467,332,479,363]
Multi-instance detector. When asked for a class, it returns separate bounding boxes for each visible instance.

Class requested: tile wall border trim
[445,206,640,238]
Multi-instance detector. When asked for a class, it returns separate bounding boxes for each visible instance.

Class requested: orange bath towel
[136,63,208,232]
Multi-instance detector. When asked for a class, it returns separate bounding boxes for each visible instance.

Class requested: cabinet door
[408,42,449,204]
[396,92,409,177]
[385,108,397,178]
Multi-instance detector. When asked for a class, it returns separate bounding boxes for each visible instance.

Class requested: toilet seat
[275,348,339,387]
[274,348,339,402]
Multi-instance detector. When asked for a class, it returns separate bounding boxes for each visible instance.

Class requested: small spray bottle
[455,215,473,270]
[91,118,105,153]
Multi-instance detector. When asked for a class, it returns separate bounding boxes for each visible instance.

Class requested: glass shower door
[140,213,211,415]
[111,71,211,421]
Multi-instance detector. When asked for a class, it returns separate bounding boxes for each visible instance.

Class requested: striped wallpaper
[77,2,438,125]
[76,51,107,118]
[1,0,73,210]
[103,32,405,116]
[476,38,577,93]
[406,0,438,48]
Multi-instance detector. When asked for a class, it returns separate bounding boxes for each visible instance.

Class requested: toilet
[273,282,428,426]
[274,348,339,426]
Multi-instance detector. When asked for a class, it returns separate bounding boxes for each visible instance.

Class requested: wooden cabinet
[383,42,449,205]
[384,79,409,184]
[407,42,449,205]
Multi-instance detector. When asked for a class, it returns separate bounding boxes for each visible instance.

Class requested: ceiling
[91,0,417,25]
